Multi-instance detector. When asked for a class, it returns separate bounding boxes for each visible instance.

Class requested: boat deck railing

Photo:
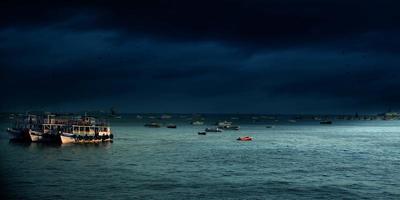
[11,115,109,127]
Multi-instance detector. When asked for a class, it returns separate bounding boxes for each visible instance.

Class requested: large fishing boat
[28,114,70,143]
[7,114,39,141]
[7,114,69,142]
[60,116,113,144]
[7,113,113,144]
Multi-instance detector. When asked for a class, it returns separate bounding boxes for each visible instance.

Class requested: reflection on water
[8,139,113,151]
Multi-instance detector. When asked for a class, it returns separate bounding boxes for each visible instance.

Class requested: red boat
[237,136,252,141]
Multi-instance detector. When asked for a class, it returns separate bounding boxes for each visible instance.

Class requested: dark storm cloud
[1,0,400,113]
[2,1,400,48]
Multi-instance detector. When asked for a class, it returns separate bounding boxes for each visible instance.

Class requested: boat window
[80,127,84,132]
[86,127,90,132]
[103,127,108,132]
[74,127,78,131]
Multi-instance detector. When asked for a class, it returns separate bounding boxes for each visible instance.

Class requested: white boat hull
[60,135,76,144]
[29,130,43,142]
[61,132,113,144]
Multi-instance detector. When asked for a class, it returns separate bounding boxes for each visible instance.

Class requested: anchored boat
[216,121,232,126]
[144,122,161,128]
[29,129,43,142]
[166,124,177,128]
[7,114,40,142]
[320,120,333,124]
[218,124,240,130]
[60,117,113,144]
[191,121,204,125]
[205,127,223,132]
[7,113,113,144]
[237,136,252,141]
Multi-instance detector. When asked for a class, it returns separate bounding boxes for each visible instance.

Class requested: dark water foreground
[0,118,400,199]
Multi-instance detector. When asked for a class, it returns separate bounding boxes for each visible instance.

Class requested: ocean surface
[1,114,400,199]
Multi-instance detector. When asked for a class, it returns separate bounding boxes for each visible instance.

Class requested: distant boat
[198,132,206,135]
[205,127,223,132]
[288,119,297,123]
[266,125,274,128]
[216,121,232,126]
[167,124,177,128]
[144,122,161,128]
[219,125,240,130]
[191,121,204,125]
[237,136,252,141]
[320,120,332,125]
[160,115,172,119]
[314,117,322,121]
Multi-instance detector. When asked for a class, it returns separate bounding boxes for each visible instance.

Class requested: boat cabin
[70,125,110,136]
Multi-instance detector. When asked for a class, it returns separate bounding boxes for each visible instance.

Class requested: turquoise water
[1,115,400,199]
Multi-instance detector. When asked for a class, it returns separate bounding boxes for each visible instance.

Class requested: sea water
[0,115,399,199]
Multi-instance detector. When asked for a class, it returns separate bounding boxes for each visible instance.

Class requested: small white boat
[60,133,76,144]
[205,127,223,132]
[218,125,240,130]
[191,121,204,125]
[144,122,161,128]
[216,121,232,126]
[29,130,43,142]
[160,114,172,119]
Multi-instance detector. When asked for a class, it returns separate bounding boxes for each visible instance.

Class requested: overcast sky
[1,0,399,114]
